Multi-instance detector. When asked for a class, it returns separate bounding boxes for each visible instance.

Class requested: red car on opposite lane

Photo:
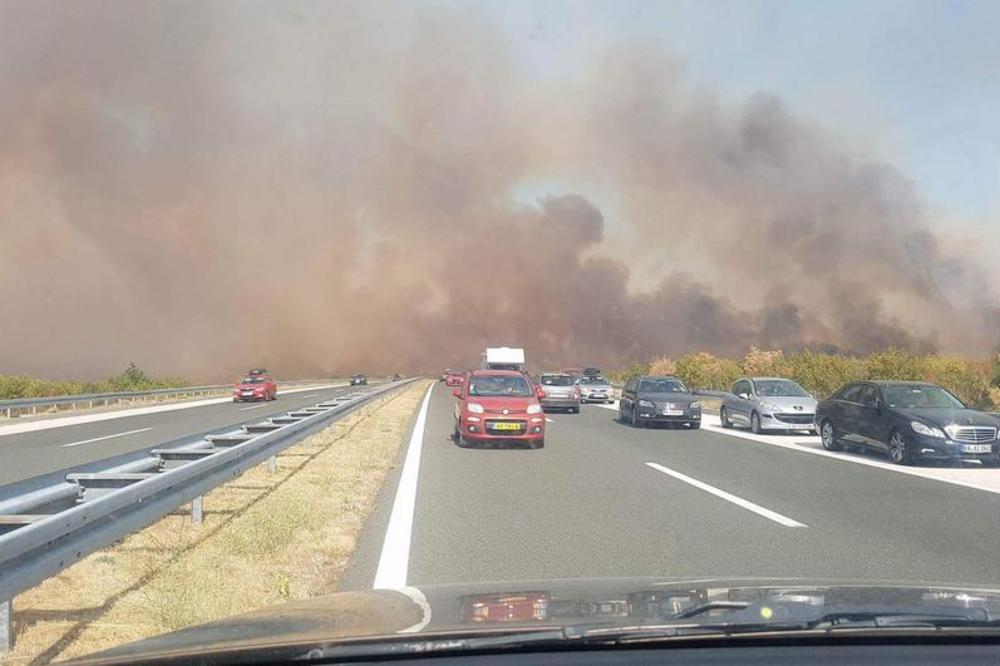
[233,374,277,402]
[452,370,545,448]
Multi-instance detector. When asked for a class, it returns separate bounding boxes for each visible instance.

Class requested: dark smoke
[0,0,997,380]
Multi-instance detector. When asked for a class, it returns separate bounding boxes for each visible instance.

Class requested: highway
[344,381,1000,591]
[0,383,358,487]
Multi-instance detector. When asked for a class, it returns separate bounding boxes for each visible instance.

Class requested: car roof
[640,375,682,380]
[869,380,938,387]
[746,376,793,381]
[470,369,525,377]
[541,372,573,377]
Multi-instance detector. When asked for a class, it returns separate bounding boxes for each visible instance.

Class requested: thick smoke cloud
[0,1,997,380]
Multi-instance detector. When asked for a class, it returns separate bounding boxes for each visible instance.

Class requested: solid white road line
[303,394,317,398]
[372,383,434,589]
[62,427,155,448]
[0,384,345,438]
[238,404,267,411]
[701,414,1000,496]
[645,462,808,528]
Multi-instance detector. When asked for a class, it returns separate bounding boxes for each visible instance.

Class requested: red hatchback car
[452,370,546,448]
[445,372,465,387]
[233,374,277,402]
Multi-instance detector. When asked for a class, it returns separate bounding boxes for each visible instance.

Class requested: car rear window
[541,375,575,386]
[469,375,533,397]
[241,376,266,384]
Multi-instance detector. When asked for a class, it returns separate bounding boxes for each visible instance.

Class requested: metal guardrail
[0,379,336,418]
[0,378,417,653]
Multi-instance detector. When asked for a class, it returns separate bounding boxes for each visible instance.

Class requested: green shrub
[0,365,189,400]
[785,351,865,399]
[740,347,788,377]
[922,356,993,409]
[675,352,742,391]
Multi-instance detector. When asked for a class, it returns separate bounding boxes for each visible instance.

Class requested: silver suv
[719,377,817,434]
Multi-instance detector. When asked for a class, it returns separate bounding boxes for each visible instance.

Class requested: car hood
[640,392,697,403]
[895,407,998,429]
[468,396,537,410]
[757,396,818,411]
[76,576,1000,664]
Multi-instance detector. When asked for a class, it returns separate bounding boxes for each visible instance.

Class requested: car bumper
[461,418,545,442]
[761,413,817,431]
[541,398,579,409]
[581,393,612,403]
[910,434,999,462]
[636,410,702,423]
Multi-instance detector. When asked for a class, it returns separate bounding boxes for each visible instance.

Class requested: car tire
[572,406,580,414]
[618,404,626,423]
[690,422,701,430]
[820,420,843,451]
[888,429,914,465]
[719,407,732,429]
[750,411,764,435]
[530,439,544,449]
[631,407,642,428]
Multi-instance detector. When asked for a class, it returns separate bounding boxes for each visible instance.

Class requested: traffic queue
[443,348,1000,466]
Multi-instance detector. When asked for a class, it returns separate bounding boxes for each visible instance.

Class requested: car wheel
[820,420,842,451]
[530,439,544,449]
[719,407,732,429]
[888,430,914,465]
[618,404,626,423]
[572,406,580,414]
[750,411,763,434]
[690,422,701,430]
[631,407,641,428]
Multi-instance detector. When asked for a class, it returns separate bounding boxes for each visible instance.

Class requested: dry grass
[2,380,430,665]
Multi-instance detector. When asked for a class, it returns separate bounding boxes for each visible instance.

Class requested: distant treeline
[0,363,188,400]
[608,348,1000,410]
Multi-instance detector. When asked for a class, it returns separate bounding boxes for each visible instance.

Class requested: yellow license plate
[491,422,521,431]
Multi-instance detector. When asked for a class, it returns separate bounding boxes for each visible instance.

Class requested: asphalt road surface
[0,384,359,487]
[345,381,1000,591]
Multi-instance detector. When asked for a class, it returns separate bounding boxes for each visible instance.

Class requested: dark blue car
[815,381,1000,466]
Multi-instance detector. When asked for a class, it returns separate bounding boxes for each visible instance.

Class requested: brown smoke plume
[1,1,997,380]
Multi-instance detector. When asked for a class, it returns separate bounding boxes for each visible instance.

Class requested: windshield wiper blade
[806,610,999,630]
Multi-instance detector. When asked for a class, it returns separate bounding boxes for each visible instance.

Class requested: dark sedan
[618,375,701,429]
[815,381,1000,466]
[350,373,368,386]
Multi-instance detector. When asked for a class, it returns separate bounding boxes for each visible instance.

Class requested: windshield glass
[884,385,966,409]
[753,379,809,397]
[468,375,533,397]
[639,379,688,393]
[10,1,1000,662]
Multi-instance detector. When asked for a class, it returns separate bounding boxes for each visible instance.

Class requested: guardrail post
[267,455,277,474]
[0,598,11,655]
[191,496,203,524]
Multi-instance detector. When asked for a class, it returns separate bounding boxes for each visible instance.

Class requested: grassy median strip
[3,380,431,665]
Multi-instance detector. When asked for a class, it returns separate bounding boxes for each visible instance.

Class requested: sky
[479,0,1000,221]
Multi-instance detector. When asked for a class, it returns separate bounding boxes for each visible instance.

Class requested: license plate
[491,422,521,431]
[962,444,992,454]
[663,409,683,416]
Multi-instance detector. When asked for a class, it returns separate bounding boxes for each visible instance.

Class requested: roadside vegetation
[608,348,1000,410]
[0,363,188,400]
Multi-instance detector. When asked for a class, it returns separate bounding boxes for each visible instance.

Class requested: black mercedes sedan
[618,375,702,429]
[815,381,1000,466]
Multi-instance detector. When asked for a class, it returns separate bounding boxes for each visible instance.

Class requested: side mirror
[452,388,462,399]
[738,393,750,401]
